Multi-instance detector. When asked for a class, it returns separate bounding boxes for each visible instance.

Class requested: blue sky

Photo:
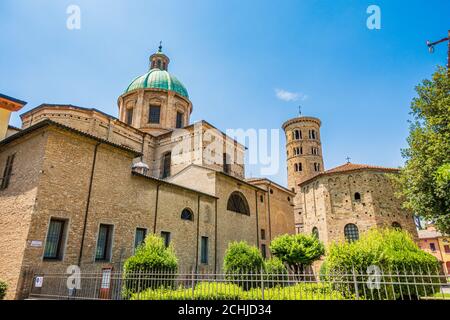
[1,0,449,186]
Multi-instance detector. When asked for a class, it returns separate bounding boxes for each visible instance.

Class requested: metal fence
[28,267,450,300]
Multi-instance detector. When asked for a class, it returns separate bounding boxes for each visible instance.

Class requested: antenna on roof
[346,156,351,163]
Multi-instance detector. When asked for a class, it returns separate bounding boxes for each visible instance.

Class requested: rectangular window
[149,105,161,123]
[430,243,436,252]
[201,236,208,264]
[223,153,231,174]
[261,244,267,259]
[44,219,67,260]
[176,112,184,128]
[134,228,147,249]
[1,154,15,190]
[126,108,133,125]
[161,231,171,247]
[96,224,114,261]
[261,229,266,240]
[444,245,450,254]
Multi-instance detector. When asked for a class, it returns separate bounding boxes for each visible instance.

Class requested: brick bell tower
[282,115,324,233]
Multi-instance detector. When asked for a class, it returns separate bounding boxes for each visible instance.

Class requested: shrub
[325,228,442,300]
[270,234,325,276]
[0,280,7,300]
[263,258,289,288]
[223,241,264,290]
[131,282,346,300]
[123,234,178,297]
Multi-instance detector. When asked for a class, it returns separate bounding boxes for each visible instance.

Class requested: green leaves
[223,241,264,273]
[395,66,450,233]
[270,234,325,272]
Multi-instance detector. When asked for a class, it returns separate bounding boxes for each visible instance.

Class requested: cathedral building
[282,116,418,244]
[0,47,295,299]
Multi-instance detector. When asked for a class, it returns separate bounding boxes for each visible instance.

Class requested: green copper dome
[124,68,189,99]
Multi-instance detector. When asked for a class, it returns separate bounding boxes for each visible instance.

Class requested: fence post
[191,267,195,299]
[260,269,264,300]
[352,266,360,300]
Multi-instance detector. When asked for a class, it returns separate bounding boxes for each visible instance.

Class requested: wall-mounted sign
[35,276,44,288]
[30,240,43,247]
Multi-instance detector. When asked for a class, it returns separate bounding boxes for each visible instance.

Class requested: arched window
[344,224,359,242]
[181,208,194,221]
[294,163,298,172]
[298,163,302,171]
[392,222,402,230]
[354,192,361,201]
[294,130,300,140]
[161,152,171,178]
[227,191,250,215]
[312,227,319,239]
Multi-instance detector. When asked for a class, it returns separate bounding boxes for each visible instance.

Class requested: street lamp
[426,30,450,76]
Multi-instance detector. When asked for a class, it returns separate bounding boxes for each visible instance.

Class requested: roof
[124,68,189,98]
[0,93,27,112]
[20,104,120,122]
[299,162,400,186]
[246,177,295,195]
[418,229,444,239]
[132,170,218,199]
[169,164,266,192]
[0,119,142,157]
[0,93,27,106]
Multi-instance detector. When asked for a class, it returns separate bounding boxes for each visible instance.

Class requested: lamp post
[426,30,450,77]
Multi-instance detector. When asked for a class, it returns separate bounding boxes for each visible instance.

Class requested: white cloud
[275,89,308,102]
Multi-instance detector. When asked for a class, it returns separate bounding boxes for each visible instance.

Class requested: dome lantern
[149,41,170,71]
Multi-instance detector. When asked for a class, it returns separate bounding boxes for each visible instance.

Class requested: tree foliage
[394,66,450,234]
[223,241,264,273]
[325,228,441,299]
[269,234,324,274]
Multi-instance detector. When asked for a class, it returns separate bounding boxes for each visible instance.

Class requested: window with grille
[96,224,113,261]
[161,152,171,178]
[392,222,402,230]
[1,154,15,190]
[161,231,171,247]
[261,229,266,240]
[227,191,250,215]
[201,236,208,264]
[312,227,319,239]
[223,153,231,174]
[149,105,161,123]
[181,208,194,221]
[176,112,184,128]
[134,228,147,249]
[261,244,267,259]
[344,224,359,242]
[44,219,66,260]
[126,108,133,125]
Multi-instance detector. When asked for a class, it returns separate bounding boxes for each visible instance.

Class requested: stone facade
[299,165,418,245]
[0,121,272,299]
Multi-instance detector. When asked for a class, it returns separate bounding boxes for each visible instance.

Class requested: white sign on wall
[30,240,43,247]
[35,276,44,288]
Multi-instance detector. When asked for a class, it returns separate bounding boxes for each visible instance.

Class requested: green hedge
[325,228,442,300]
[0,280,7,300]
[131,282,346,300]
[122,234,178,298]
[223,241,264,290]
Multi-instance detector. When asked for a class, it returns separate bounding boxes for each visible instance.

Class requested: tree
[123,234,178,297]
[223,241,264,273]
[324,228,440,300]
[393,66,450,234]
[269,234,324,275]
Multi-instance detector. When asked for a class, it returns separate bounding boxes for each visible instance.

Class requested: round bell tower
[282,116,324,233]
